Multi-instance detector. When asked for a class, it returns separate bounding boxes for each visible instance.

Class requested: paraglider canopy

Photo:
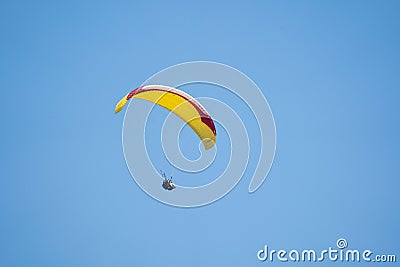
[115,85,217,150]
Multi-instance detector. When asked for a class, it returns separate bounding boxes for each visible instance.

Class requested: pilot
[161,171,176,191]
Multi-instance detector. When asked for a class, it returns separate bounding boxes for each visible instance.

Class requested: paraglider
[114,84,216,150]
[160,171,176,191]
[115,84,217,191]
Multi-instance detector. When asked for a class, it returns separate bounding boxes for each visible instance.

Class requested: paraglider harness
[161,171,176,191]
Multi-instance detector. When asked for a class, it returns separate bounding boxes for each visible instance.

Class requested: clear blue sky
[1,1,399,266]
